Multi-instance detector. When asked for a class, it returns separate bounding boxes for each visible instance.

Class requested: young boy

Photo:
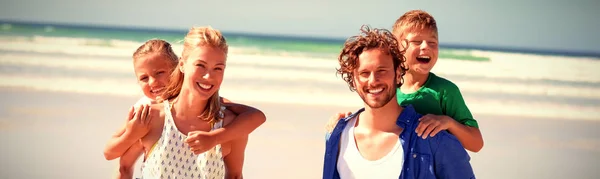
[327,10,483,152]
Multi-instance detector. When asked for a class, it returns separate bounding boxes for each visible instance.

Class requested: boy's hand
[126,104,153,139]
[185,131,218,154]
[325,112,352,133]
[416,114,455,139]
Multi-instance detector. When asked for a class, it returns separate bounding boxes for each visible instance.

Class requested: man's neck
[171,89,207,120]
[358,100,404,132]
[400,72,430,93]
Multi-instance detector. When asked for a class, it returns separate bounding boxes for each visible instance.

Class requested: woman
[120,26,248,179]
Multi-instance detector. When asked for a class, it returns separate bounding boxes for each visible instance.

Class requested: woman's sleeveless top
[140,101,226,179]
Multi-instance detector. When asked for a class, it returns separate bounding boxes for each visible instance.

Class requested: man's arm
[431,132,476,179]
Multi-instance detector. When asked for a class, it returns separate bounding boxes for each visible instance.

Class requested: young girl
[104,37,265,178]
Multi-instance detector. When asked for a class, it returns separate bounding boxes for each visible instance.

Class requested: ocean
[1,21,599,120]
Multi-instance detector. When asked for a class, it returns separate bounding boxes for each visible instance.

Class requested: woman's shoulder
[147,102,167,122]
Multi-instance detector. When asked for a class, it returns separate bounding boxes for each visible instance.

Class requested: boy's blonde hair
[392,10,438,40]
[160,26,228,126]
[132,39,179,66]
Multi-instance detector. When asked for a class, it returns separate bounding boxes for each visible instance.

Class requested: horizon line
[2,19,599,58]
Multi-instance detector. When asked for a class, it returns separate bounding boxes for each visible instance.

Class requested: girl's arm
[186,100,264,155]
[215,97,265,144]
[104,105,152,160]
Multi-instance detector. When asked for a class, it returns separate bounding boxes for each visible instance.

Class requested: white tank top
[337,116,404,179]
[140,100,226,179]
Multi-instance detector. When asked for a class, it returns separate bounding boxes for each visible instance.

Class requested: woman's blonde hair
[159,26,228,126]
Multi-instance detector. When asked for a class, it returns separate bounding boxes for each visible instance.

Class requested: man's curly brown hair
[336,25,408,91]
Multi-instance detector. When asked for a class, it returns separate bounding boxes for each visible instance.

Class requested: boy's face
[402,29,439,75]
[180,46,226,101]
[352,48,400,109]
[134,53,173,100]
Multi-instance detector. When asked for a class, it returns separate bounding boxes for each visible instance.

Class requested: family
[103,10,483,179]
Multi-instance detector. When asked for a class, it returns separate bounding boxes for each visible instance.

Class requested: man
[323,25,475,179]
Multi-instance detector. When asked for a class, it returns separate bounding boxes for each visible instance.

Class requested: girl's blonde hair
[132,39,179,66]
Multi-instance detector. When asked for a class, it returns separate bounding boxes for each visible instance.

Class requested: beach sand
[0,87,599,179]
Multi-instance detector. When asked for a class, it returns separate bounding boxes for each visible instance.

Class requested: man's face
[353,48,400,109]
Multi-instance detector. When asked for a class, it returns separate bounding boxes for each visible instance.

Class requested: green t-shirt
[396,72,479,128]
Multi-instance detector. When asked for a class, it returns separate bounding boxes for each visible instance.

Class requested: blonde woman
[118,26,249,179]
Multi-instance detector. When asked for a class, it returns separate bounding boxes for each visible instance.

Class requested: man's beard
[358,78,397,109]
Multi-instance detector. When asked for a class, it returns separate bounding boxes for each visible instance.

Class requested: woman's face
[179,46,226,100]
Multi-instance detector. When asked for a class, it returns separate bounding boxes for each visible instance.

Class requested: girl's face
[134,53,174,100]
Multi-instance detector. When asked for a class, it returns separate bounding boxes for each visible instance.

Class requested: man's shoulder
[424,130,464,153]
[344,108,366,121]
[326,108,364,141]
[398,105,423,123]
[429,130,460,143]
[403,105,463,150]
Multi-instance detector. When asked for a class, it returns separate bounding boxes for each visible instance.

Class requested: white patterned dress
[140,101,226,179]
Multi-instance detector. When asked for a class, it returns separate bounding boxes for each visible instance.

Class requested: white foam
[435,51,600,83]
[0,75,140,96]
[2,52,600,100]
[0,53,133,74]
[0,40,134,58]
[3,35,600,84]
[1,74,598,121]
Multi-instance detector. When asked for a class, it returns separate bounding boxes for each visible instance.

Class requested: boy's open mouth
[416,56,431,63]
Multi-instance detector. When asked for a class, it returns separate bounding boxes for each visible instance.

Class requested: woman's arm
[116,142,144,179]
[223,136,249,179]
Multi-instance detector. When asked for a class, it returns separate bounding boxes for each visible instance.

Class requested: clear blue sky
[1,0,599,53]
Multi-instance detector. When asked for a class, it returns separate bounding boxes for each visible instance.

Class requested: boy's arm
[432,132,476,179]
[417,83,484,152]
[441,84,483,152]
[416,114,483,152]
[445,119,482,153]
[116,142,144,179]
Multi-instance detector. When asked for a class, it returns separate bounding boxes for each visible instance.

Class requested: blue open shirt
[323,105,475,179]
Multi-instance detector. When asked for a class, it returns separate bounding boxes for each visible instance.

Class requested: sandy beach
[0,87,598,179]
[1,27,600,178]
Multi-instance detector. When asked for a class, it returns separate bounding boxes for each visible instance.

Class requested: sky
[1,0,599,53]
